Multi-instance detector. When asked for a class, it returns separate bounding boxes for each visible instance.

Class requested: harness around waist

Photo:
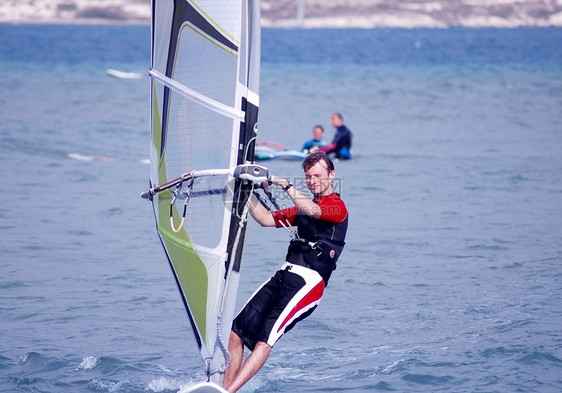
[286,238,345,284]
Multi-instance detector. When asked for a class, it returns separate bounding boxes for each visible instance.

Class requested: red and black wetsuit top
[272,193,348,284]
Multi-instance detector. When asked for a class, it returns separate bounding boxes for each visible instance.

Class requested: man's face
[330,114,342,128]
[305,161,335,197]
[313,127,323,140]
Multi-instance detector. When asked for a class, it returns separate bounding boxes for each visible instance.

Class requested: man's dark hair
[303,151,335,173]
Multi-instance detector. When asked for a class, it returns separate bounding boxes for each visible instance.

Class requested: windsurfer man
[319,113,352,160]
[223,151,348,393]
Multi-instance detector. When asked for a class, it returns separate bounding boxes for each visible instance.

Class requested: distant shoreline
[3,19,562,29]
[1,0,561,29]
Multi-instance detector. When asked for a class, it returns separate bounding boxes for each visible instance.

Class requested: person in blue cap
[301,124,327,153]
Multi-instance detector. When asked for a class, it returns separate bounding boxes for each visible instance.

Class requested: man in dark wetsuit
[223,151,348,393]
[319,112,352,160]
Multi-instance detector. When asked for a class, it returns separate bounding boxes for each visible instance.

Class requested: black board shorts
[232,263,325,351]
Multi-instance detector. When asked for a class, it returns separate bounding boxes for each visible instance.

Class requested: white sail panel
[152,1,174,75]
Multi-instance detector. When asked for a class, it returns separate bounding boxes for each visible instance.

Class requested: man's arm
[318,142,336,154]
[271,176,322,219]
[249,194,276,227]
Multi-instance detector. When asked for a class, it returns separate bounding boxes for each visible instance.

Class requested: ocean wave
[479,346,522,358]
[76,355,128,375]
[89,376,153,392]
[516,350,562,365]
[492,319,533,335]
[17,352,70,376]
[402,373,454,385]
[380,359,409,375]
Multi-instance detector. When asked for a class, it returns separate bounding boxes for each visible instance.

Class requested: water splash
[77,355,99,371]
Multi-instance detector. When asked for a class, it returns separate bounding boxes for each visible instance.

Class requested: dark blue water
[2,25,561,65]
[1,24,561,393]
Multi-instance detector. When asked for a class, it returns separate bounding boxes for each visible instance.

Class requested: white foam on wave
[89,377,115,391]
[148,376,197,393]
[148,377,176,392]
[78,355,99,371]
[89,377,139,392]
[19,353,30,363]
[381,359,406,374]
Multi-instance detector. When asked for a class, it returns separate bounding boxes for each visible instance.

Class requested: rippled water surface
[1,25,561,392]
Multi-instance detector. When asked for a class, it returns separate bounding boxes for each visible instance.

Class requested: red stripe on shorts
[277,280,325,333]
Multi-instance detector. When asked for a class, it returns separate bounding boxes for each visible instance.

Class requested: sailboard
[142,0,265,389]
[254,142,307,161]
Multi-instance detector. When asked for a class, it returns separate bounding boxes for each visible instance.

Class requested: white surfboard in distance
[106,68,145,79]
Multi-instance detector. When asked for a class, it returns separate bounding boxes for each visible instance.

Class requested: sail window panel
[164,89,234,249]
[166,90,234,172]
[181,174,229,249]
[193,0,241,44]
[174,24,238,109]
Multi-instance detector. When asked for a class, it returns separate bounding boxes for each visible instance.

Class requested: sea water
[1,25,561,392]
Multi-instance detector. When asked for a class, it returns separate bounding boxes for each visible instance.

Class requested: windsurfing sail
[144,0,263,385]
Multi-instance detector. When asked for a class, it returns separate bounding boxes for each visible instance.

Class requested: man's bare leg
[223,341,272,393]
[223,331,244,389]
